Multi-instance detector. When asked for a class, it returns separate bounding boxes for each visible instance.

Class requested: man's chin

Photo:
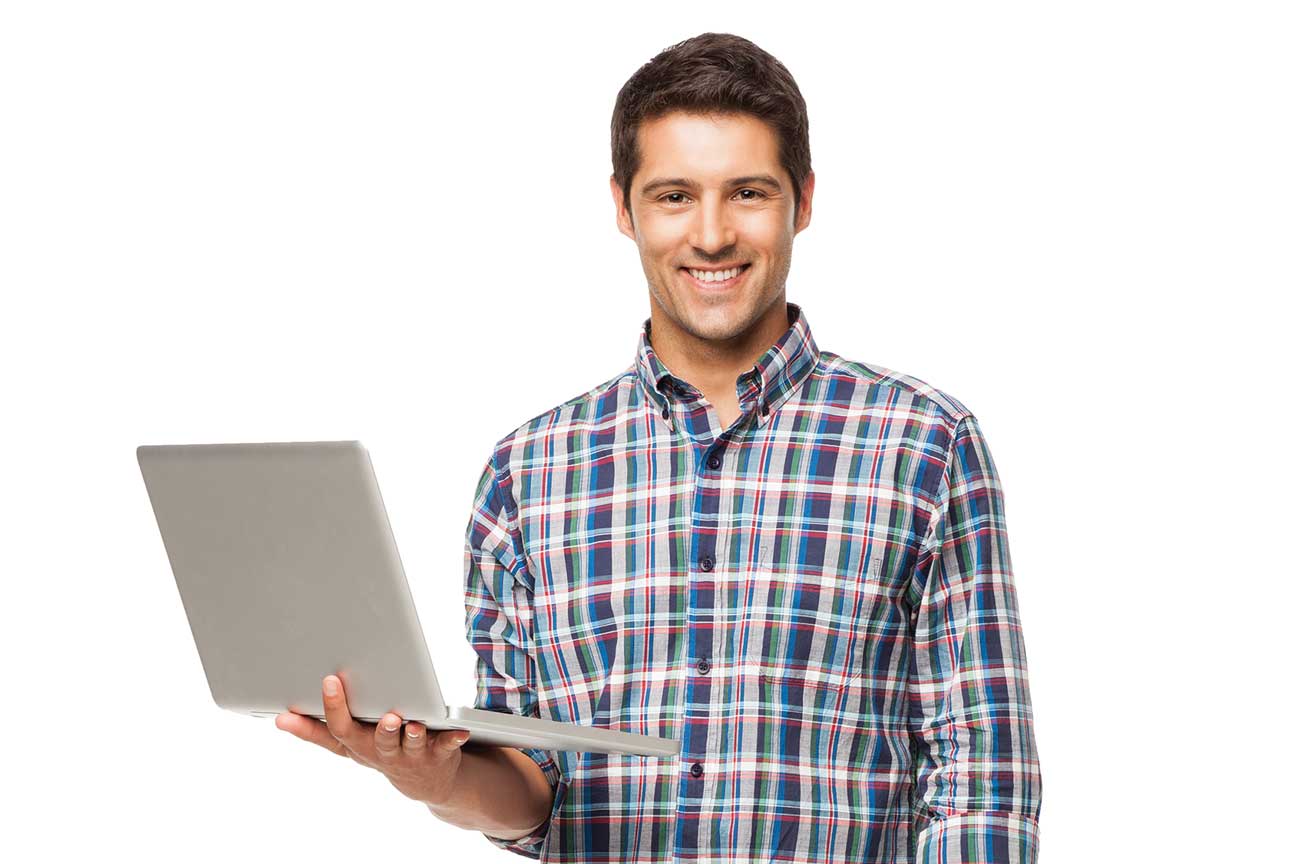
[673,306,759,343]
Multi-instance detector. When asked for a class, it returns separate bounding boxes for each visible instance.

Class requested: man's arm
[426,745,553,840]
[459,448,567,857]
[903,413,1043,863]
[275,674,551,840]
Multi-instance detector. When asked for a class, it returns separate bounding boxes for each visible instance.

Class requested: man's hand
[275,674,471,807]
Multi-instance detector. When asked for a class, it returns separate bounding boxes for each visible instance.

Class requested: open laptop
[137,440,681,757]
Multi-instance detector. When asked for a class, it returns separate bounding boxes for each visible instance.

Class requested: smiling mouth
[681,263,751,290]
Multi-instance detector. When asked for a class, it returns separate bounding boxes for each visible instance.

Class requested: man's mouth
[681,263,750,290]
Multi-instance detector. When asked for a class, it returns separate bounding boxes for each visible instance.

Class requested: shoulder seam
[820,353,972,422]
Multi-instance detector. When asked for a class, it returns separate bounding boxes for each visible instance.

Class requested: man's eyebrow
[639,174,784,196]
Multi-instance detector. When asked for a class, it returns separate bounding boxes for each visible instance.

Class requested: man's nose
[689,197,736,253]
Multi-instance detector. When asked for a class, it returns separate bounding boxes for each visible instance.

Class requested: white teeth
[687,266,743,282]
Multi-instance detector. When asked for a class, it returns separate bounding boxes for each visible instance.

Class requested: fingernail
[324,677,338,697]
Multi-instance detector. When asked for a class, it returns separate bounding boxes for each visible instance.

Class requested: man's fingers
[434,729,471,752]
[402,720,428,754]
[321,675,371,758]
[375,713,402,759]
[275,712,351,758]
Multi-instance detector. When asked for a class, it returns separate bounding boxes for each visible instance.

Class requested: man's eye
[661,190,762,204]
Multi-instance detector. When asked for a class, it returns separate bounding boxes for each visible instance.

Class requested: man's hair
[610,32,811,222]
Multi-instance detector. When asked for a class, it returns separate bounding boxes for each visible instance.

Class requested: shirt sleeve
[462,450,563,859]
[902,414,1043,863]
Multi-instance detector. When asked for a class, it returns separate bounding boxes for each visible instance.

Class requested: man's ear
[611,174,636,241]
[793,170,815,234]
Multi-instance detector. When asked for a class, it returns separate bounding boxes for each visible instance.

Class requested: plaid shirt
[462,302,1042,863]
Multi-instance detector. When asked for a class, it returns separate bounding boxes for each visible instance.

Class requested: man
[278,31,1043,864]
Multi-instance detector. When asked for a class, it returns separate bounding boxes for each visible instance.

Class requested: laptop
[137,440,681,757]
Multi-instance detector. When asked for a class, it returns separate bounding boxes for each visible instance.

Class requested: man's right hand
[275,674,472,808]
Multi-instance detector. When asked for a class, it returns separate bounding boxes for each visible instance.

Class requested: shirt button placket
[678,435,727,858]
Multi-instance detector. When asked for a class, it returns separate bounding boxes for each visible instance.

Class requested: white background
[2,2,1308,861]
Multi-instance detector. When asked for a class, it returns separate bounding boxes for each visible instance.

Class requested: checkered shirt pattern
[462,302,1042,862]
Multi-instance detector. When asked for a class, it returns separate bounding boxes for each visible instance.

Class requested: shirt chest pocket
[734,549,886,713]
[731,477,913,711]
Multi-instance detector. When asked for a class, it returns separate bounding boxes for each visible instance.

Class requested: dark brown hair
[610,32,811,221]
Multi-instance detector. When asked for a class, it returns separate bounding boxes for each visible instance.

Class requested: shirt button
[690,762,704,777]
[699,555,715,572]
[707,453,722,470]
[696,658,711,674]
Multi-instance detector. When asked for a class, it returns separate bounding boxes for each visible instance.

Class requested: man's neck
[648,301,792,404]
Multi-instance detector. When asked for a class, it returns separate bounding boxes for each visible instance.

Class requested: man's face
[612,111,814,345]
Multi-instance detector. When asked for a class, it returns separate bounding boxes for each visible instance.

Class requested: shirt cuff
[481,746,563,859]
[915,811,1041,864]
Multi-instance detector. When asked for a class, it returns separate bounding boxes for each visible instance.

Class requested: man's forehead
[634,111,784,187]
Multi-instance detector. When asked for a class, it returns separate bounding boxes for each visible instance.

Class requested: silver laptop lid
[137,441,447,725]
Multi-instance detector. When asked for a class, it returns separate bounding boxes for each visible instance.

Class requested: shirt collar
[634,301,820,425]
